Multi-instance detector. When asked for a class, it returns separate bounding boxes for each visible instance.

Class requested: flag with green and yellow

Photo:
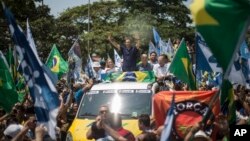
[190,0,250,75]
[0,51,18,112]
[46,44,68,78]
[189,0,250,123]
[169,39,197,90]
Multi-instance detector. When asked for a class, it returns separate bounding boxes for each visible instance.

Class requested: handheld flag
[160,38,175,59]
[85,55,95,78]
[26,18,38,57]
[220,80,236,124]
[3,3,59,139]
[152,27,161,55]
[148,41,159,56]
[196,33,222,73]
[169,39,197,90]
[160,94,175,141]
[68,39,82,80]
[153,27,161,45]
[0,51,18,112]
[114,49,122,68]
[46,44,68,78]
[190,0,250,77]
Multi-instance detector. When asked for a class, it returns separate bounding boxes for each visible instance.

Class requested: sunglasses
[99,110,108,114]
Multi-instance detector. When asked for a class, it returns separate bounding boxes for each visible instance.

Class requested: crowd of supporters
[0,36,249,141]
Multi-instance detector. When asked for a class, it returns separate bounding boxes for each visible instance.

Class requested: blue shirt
[120,45,139,71]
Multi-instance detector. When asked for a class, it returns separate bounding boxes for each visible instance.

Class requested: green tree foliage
[1,0,195,62]
[0,0,55,61]
[57,0,194,61]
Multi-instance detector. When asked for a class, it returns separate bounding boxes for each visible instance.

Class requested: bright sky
[43,0,92,17]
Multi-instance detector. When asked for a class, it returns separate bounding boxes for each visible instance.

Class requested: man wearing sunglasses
[86,105,110,140]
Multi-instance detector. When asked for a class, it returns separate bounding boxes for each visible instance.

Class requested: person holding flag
[108,34,141,72]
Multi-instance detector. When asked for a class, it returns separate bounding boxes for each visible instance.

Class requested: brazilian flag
[103,71,155,82]
[46,44,68,78]
[190,0,250,75]
[169,39,197,90]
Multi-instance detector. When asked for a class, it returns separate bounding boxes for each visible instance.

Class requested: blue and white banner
[196,32,249,85]
[68,39,82,81]
[3,3,59,139]
[26,18,38,57]
[160,94,175,141]
[85,55,95,78]
[148,41,159,56]
[196,33,222,73]
[114,49,122,68]
[160,38,175,59]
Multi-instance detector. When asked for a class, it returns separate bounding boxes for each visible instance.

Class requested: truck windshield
[77,89,152,119]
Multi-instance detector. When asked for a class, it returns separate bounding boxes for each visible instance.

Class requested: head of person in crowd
[193,130,211,141]
[141,54,148,65]
[99,105,110,120]
[138,114,151,132]
[92,53,101,62]
[106,58,115,69]
[158,54,167,67]
[124,37,132,49]
[92,61,101,72]
[100,59,106,70]
[149,52,157,63]
[174,38,181,46]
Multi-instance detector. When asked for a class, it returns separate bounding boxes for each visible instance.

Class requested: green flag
[190,0,250,75]
[0,51,18,112]
[46,44,69,78]
[5,46,17,81]
[169,39,197,90]
[221,80,236,124]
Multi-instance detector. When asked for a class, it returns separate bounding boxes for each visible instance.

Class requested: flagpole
[87,0,90,54]
[45,45,55,64]
[195,32,198,88]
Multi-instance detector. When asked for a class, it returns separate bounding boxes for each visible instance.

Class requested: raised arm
[108,35,121,51]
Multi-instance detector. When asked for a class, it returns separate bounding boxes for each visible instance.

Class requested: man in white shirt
[92,61,102,83]
[152,54,171,94]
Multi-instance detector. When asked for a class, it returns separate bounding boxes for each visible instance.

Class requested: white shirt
[153,63,170,77]
[93,69,102,81]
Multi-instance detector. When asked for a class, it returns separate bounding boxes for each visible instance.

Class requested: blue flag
[153,27,161,55]
[68,39,82,81]
[196,32,248,85]
[3,3,59,139]
[148,41,159,57]
[114,49,122,68]
[160,94,175,141]
[153,27,161,45]
[196,33,222,73]
[26,18,38,57]
[160,38,175,59]
[85,55,95,78]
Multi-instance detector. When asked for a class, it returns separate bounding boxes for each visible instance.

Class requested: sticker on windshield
[135,90,151,93]
[87,91,99,95]
[118,90,134,93]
